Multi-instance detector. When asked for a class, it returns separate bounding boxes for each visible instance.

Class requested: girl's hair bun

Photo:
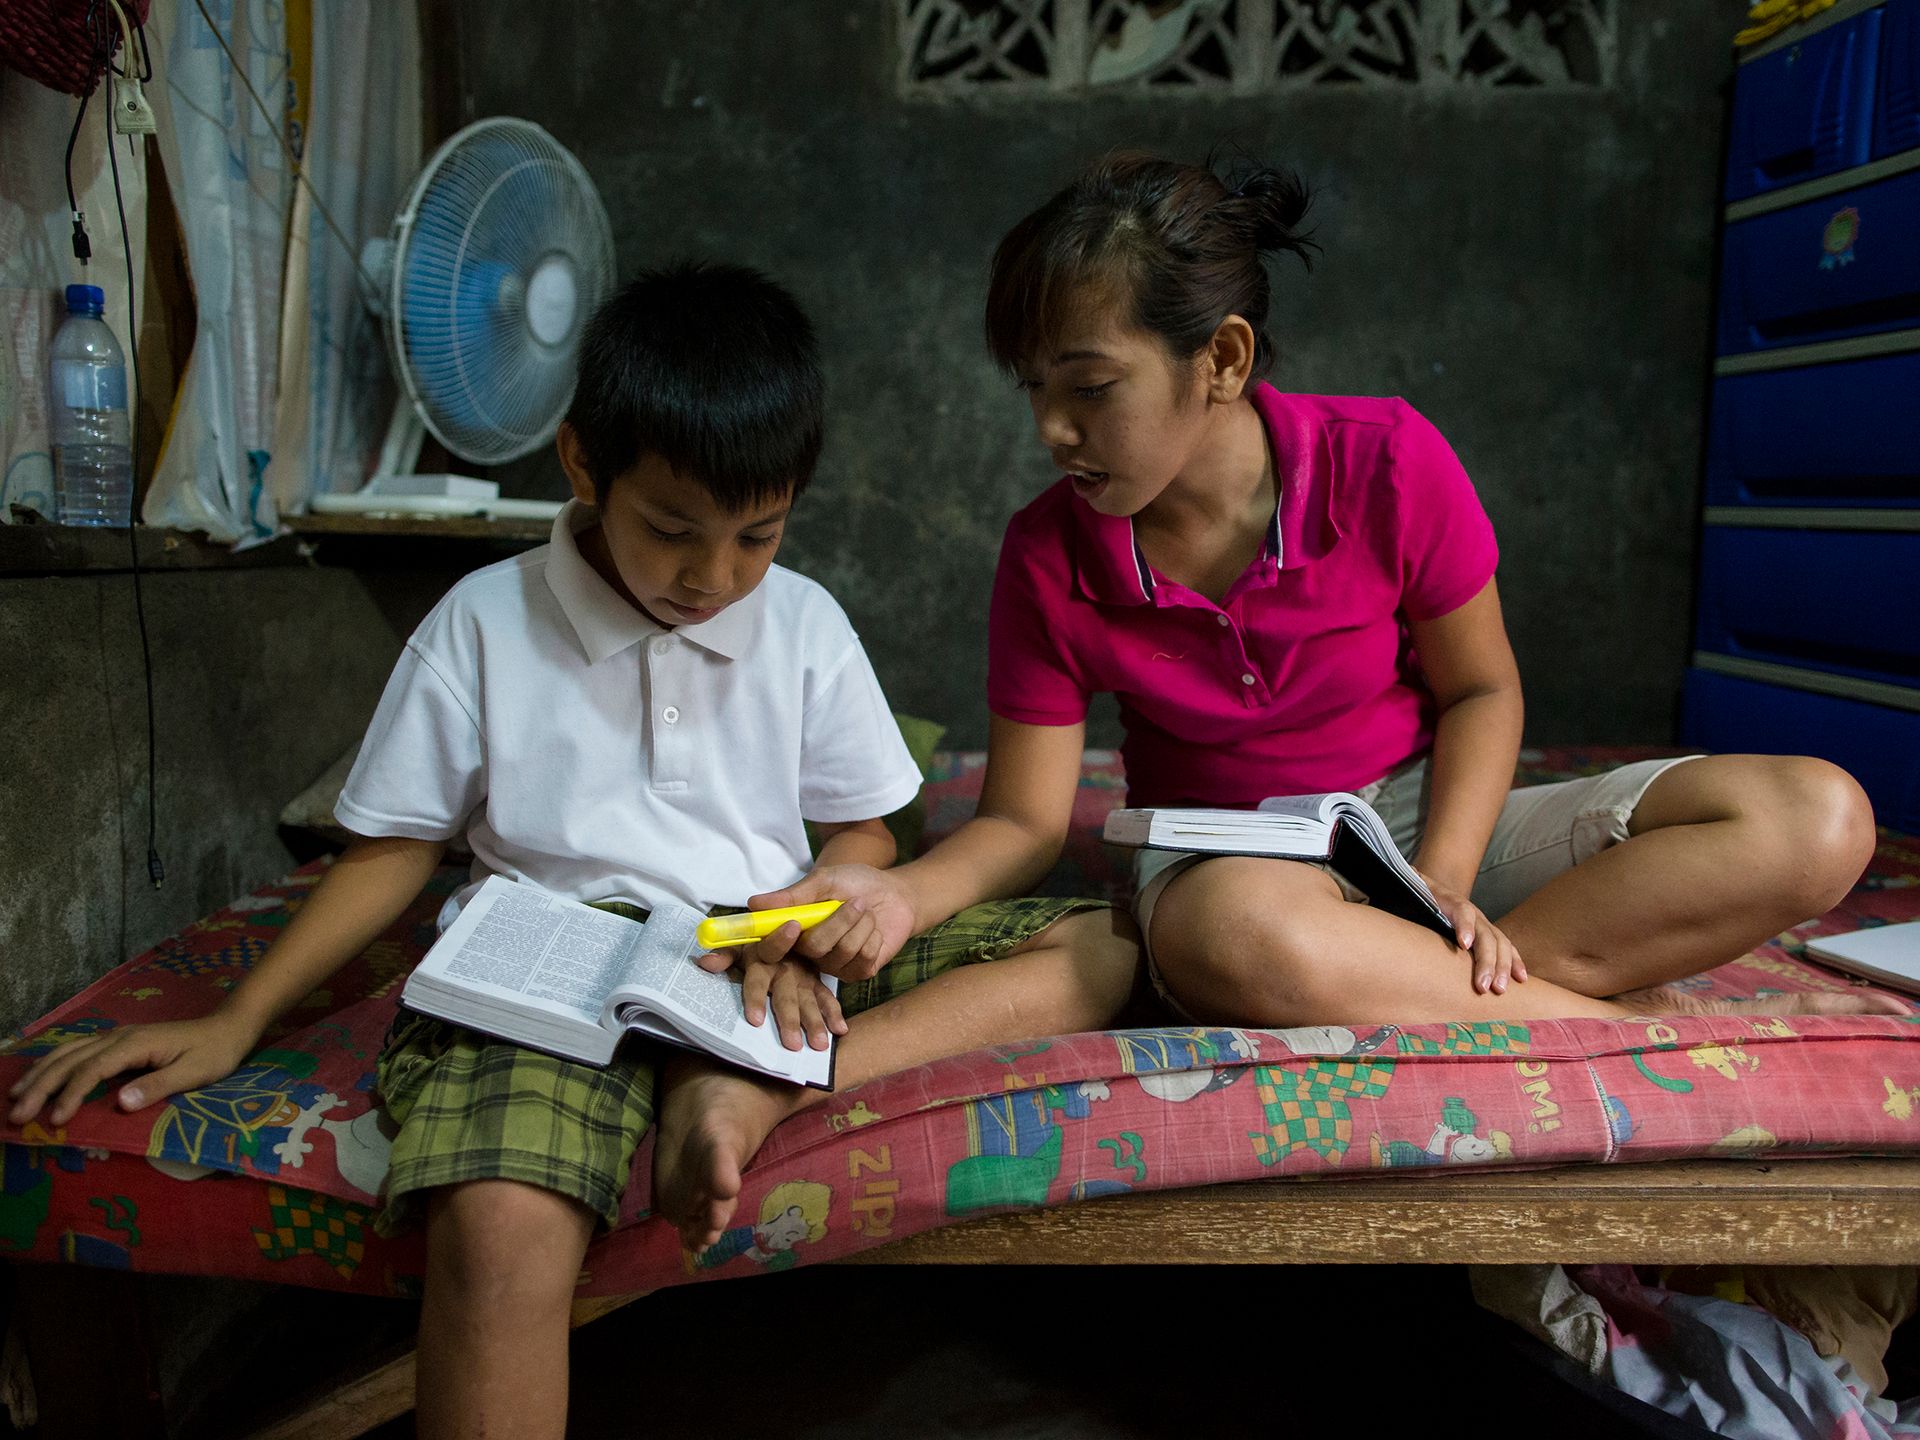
[1223,165,1316,267]
[986,150,1317,381]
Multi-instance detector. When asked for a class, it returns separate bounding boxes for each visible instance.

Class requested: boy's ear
[556,422,599,507]
[1204,315,1257,404]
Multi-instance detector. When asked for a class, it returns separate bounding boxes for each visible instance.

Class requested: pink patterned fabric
[1,747,1915,1296]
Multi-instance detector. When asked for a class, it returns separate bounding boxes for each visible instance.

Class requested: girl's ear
[1204,315,1257,404]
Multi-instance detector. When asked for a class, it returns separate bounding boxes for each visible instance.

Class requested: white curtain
[267,1,421,512]
[143,0,421,542]
[142,0,294,542]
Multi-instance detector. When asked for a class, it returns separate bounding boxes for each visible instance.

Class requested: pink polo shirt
[987,386,1498,809]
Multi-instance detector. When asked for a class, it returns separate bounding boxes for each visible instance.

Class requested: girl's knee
[1154,916,1340,1027]
[1779,757,1876,893]
[1736,756,1876,910]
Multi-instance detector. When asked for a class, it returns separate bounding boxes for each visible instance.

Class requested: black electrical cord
[71,1,164,888]
[65,87,92,263]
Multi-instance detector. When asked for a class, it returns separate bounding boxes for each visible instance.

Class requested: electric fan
[312,116,615,519]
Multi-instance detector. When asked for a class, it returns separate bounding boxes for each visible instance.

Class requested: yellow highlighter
[695,901,843,950]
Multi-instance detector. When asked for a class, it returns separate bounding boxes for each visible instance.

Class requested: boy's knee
[426,1179,594,1305]
[1022,906,1142,1009]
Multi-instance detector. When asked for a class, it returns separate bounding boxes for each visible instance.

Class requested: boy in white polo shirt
[9,262,1139,1438]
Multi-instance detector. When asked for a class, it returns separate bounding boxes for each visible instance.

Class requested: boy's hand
[699,929,846,1052]
[1416,870,1527,997]
[747,865,918,982]
[7,1011,262,1127]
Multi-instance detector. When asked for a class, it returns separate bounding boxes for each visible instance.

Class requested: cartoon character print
[1271,1024,1399,1058]
[1117,1027,1260,1104]
[147,1050,335,1178]
[1370,1095,1512,1168]
[251,1183,371,1280]
[1711,1124,1778,1155]
[1597,1084,1636,1147]
[945,1079,1111,1215]
[1882,1078,1920,1122]
[59,1194,141,1267]
[1394,1020,1529,1058]
[826,1100,883,1132]
[2,1016,118,1058]
[1248,1059,1395,1166]
[692,1181,832,1273]
[0,1145,53,1253]
[1687,1042,1760,1082]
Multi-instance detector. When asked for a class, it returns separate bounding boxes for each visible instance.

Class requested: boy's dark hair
[985,151,1316,381]
[564,261,824,510]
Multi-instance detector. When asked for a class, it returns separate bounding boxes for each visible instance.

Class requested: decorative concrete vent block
[897,0,1618,95]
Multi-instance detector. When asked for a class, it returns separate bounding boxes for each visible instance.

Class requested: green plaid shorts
[372,894,1106,1235]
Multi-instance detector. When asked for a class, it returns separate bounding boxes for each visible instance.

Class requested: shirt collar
[544,499,761,663]
[1071,384,1342,607]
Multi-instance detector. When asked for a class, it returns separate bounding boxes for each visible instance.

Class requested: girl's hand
[8,1012,262,1127]
[738,866,919,983]
[697,926,847,1052]
[1417,872,1528,996]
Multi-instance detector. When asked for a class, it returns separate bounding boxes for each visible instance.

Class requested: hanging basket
[0,0,151,99]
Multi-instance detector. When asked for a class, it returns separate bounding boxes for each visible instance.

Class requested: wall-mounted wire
[102,80,162,887]
[65,87,92,263]
[59,0,166,887]
[106,0,152,82]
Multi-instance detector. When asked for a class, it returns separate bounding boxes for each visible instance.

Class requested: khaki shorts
[1133,754,1702,1017]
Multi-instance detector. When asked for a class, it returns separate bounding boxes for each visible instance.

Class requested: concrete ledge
[0,516,308,577]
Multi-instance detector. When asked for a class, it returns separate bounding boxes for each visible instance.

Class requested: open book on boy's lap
[400,876,836,1087]
[1103,791,1454,943]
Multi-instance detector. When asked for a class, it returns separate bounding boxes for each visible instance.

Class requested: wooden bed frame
[204,1154,1916,1438]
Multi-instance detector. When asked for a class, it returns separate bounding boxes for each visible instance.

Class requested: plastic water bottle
[49,283,134,527]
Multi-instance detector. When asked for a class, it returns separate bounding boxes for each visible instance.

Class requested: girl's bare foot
[1614,983,1912,1018]
[651,1056,801,1252]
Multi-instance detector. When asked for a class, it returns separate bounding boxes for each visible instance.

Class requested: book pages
[435,884,633,1025]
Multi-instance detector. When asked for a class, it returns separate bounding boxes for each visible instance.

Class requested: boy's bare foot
[1614,984,1912,1019]
[651,1056,802,1253]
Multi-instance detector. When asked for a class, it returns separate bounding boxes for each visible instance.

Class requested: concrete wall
[477,2,1735,749]
[0,560,403,1034]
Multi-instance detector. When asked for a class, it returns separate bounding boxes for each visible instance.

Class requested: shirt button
[1240,673,1256,686]
[653,638,673,656]
[662,706,680,724]
[1215,614,1230,628]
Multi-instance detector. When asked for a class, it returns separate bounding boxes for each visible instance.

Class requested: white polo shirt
[335,500,922,922]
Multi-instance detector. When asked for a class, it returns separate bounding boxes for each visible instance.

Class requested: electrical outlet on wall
[113,75,157,135]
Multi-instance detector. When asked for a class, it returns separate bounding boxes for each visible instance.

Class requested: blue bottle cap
[65,284,106,314]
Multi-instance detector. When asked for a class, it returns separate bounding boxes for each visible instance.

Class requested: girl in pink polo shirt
[766,152,1903,1028]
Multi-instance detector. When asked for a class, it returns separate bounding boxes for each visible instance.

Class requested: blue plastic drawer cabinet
[1877,0,1920,157]
[1718,166,1920,353]
[1705,351,1920,506]
[1727,7,1881,200]
[1680,668,1920,832]
[1693,526,1920,686]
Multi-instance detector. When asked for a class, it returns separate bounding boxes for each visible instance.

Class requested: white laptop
[1804,922,1920,996]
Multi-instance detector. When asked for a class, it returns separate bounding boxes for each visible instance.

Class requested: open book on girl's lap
[1103,791,1455,943]
[400,876,836,1087]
